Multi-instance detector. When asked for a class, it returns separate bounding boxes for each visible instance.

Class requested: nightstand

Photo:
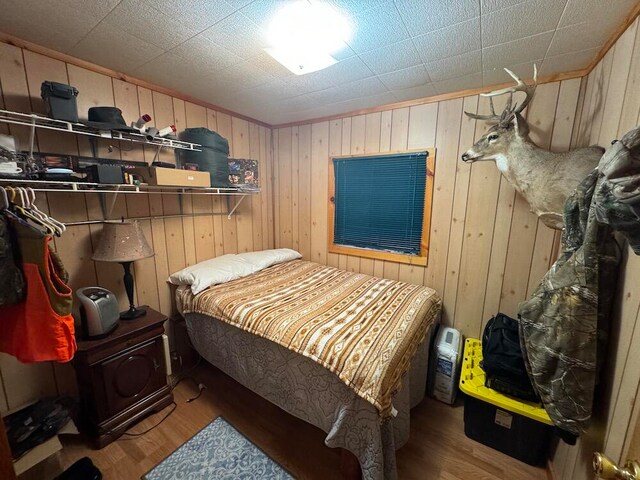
[73,307,174,448]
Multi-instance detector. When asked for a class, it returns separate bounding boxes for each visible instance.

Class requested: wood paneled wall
[273,81,578,340]
[0,41,274,413]
[551,17,640,480]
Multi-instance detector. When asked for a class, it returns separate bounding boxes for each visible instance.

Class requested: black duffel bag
[178,127,230,187]
[481,313,539,402]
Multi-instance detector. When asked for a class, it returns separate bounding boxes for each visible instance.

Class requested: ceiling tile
[199,12,266,59]
[310,77,388,104]
[71,21,164,72]
[150,0,238,32]
[59,0,121,19]
[345,3,410,53]
[169,34,243,72]
[0,0,106,51]
[103,0,199,50]
[395,0,480,37]
[539,47,599,76]
[359,39,422,75]
[391,83,438,102]
[275,71,336,98]
[559,0,637,28]
[483,61,538,86]
[433,72,483,95]
[481,0,566,47]
[481,0,530,13]
[482,31,553,69]
[133,52,199,85]
[248,79,304,101]
[378,65,431,90]
[413,17,481,64]
[426,50,482,82]
[324,56,375,85]
[311,0,390,17]
[239,0,294,27]
[547,21,610,57]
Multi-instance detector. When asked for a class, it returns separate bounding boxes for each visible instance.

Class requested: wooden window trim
[327,148,436,267]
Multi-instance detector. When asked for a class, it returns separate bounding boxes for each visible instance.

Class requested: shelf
[0,178,259,220]
[0,109,201,151]
[0,178,255,196]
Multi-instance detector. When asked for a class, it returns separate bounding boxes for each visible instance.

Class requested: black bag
[482,313,539,402]
[178,127,230,187]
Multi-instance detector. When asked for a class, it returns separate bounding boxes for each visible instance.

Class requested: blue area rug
[143,416,293,480]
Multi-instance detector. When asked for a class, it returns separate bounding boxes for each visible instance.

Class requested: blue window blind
[333,151,428,256]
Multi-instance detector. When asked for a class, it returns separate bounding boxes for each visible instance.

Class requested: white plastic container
[429,326,463,404]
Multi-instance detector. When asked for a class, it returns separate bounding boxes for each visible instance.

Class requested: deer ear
[512,113,529,136]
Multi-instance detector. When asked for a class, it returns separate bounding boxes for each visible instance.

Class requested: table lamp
[92,220,154,320]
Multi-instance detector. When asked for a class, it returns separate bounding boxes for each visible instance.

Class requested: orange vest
[0,219,76,363]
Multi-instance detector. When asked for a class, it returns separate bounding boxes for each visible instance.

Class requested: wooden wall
[0,41,274,414]
[551,17,640,480]
[273,80,579,340]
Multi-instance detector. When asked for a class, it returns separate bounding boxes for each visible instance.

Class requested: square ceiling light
[265,1,351,75]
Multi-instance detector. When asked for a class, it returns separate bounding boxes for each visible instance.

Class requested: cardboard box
[129,166,210,187]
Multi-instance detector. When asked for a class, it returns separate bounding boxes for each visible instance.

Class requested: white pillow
[168,249,302,295]
[236,248,302,270]
[168,254,259,295]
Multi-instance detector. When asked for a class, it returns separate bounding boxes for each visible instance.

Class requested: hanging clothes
[594,125,640,254]
[518,169,620,436]
[0,215,25,306]
[0,217,76,363]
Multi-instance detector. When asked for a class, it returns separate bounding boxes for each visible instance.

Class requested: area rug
[143,416,293,479]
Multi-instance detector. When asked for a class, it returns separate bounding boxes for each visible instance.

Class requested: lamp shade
[92,220,154,263]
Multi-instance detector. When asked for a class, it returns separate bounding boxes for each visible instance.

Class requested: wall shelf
[0,109,202,152]
[0,178,258,220]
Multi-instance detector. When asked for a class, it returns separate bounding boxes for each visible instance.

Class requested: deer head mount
[461,66,603,230]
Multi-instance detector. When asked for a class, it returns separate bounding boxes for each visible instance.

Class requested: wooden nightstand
[73,307,174,449]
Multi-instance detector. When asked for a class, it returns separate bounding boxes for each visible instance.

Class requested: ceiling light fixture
[265,1,351,75]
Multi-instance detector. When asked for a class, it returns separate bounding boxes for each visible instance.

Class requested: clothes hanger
[23,187,65,236]
[7,186,56,235]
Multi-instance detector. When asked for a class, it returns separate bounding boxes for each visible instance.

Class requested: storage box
[40,81,79,123]
[459,338,553,466]
[129,166,210,187]
[428,326,462,404]
[228,158,259,190]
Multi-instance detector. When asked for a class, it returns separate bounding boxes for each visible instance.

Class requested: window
[328,149,435,266]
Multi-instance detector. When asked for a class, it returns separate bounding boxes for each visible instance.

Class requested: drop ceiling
[0,0,635,125]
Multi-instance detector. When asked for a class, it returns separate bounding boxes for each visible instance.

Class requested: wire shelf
[0,109,202,151]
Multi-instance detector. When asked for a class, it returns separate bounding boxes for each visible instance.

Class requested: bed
[172,255,441,480]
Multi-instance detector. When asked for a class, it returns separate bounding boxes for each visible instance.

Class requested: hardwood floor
[20,363,547,479]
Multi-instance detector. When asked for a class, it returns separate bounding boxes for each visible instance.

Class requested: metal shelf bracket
[227,194,247,219]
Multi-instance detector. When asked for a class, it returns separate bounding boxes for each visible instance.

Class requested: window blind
[333,151,427,256]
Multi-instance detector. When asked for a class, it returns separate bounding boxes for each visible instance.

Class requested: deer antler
[464,64,538,124]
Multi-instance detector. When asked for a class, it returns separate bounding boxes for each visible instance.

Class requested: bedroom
[0,0,639,479]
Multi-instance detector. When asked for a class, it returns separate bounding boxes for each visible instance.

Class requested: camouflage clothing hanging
[518,169,620,436]
[0,215,25,306]
[594,125,640,253]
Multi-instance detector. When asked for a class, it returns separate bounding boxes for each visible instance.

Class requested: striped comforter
[178,260,441,417]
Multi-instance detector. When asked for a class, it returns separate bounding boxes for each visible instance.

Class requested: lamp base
[120,306,146,320]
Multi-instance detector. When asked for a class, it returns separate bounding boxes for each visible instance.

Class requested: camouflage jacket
[595,125,640,253]
[518,168,620,436]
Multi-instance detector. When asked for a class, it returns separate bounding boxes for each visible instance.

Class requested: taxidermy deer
[461,66,604,229]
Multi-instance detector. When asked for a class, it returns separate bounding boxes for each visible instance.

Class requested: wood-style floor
[21,364,547,480]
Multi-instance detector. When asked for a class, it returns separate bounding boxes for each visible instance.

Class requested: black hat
[82,107,138,132]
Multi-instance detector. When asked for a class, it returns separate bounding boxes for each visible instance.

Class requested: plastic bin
[459,338,553,466]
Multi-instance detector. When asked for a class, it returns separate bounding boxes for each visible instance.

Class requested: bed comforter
[177,260,441,418]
